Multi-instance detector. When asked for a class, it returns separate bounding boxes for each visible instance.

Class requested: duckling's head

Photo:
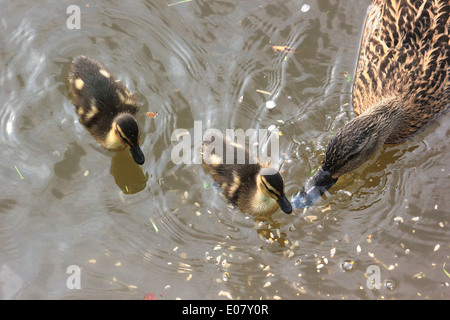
[110,113,145,165]
[257,168,292,214]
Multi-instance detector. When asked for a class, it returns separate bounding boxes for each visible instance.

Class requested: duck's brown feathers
[292,0,449,209]
[352,0,449,143]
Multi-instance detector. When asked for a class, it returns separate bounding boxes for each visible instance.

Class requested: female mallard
[293,0,449,208]
[203,136,292,215]
[68,56,145,165]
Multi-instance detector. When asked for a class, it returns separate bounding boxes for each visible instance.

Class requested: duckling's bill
[129,145,145,165]
[277,194,292,214]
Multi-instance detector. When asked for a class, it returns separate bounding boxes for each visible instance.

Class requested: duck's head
[291,168,338,209]
[110,113,145,165]
[257,167,293,214]
[291,107,393,209]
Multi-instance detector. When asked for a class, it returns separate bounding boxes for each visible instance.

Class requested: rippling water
[0,0,448,299]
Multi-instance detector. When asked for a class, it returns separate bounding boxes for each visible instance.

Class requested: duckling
[293,0,449,208]
[202,136,292,215]
[68,56,145,165]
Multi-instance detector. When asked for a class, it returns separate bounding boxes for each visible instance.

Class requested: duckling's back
[352,0,449,142]
[68,56,138,133]
[202,137,261,204]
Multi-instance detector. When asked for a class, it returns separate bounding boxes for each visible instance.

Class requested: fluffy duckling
[68,56,145,165]
[202,136,292,215]
[293,0,449,208]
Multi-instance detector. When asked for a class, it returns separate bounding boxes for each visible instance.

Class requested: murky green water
[0,0,448,299]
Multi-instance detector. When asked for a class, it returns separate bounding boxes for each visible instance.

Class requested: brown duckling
[68,56,145,165]
[203,136,292,215]
[293,0,449,208]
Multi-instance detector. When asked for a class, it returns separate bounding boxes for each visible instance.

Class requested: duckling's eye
[261,178,281,198]
[116,127,133,147]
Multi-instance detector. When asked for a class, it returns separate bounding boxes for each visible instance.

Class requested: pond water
[0,0,448,299]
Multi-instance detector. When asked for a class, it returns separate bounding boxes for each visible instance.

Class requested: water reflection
[110,150,149,194]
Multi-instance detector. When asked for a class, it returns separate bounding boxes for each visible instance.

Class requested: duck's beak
[277,194,293,214]
[292,168,337,209]
[129,145,145,165]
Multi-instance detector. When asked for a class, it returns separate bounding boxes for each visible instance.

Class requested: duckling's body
[293,0,449,208]
[202,136,292,215]
[68,56,145,165]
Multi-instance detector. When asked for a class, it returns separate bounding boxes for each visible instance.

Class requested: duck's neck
[322,97,404,178]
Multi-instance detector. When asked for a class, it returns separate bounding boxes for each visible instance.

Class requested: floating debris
[150,218,159,233]
[203,182,211,190]
[143,293,157,300]
[304,215,317,223]
[443,263,450,278]
[15,165,24,180]
[301,4,311,12]
[218,290,233,299]
[146,111,159,119]
[256,89,271,95]
[330,247,336,258]
[266,100,276,109]
[272,45,301,53]
[168,0,193,6]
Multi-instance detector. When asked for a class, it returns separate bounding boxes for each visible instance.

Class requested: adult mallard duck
[203,136,292,215]
[68,56,145,165]
[293,0,449,208]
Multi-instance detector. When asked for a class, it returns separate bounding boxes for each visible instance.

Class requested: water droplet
[340,259,355,272]
[384,279,396,291]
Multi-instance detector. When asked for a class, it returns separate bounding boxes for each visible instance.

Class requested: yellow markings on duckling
[208,153,223,165]
[116,89,132,104]
[98,68,111,78]
[227,171,241,197]
[260,176,281,198]
[116,88,135,105]
[85,103,99,122]
[115,124,134,147]
[74,78,84,91]
[104,123,126,151]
